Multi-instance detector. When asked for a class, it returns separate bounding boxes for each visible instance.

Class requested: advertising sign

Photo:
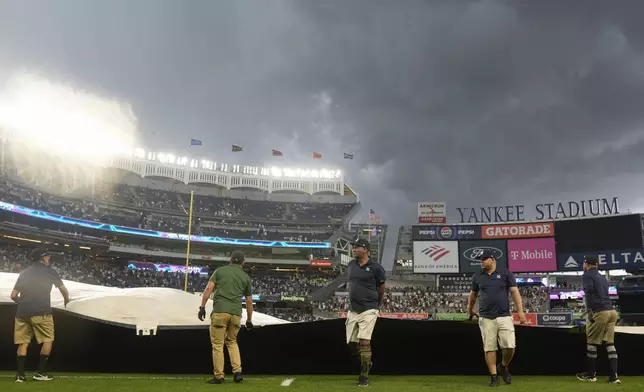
[557,248,644,271]
[456,197,619,223]
[310,260,332,267]
[418,202,447,224]
[536,313,573,326]
[337,312,428,320]
[458,240,508,273]
[482,222,554,239]
[507,238,557,272]
[513,313,537,326]
[412,225,481,241]
[413,241,459,273]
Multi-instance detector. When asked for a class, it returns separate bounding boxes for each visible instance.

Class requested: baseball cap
[584,255,599,266]
[350,238,371,250]
[230,250,245,264]
[479,250,496,261]
[30,247,50,261]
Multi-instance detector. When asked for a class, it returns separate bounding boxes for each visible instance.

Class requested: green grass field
[2,374,644,391]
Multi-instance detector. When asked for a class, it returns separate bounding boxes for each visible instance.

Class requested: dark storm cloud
[2,0,644,236]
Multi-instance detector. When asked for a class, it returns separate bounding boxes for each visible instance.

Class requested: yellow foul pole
[184,190,195,292]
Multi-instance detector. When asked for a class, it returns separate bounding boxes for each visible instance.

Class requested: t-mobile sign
[507,237,557,272]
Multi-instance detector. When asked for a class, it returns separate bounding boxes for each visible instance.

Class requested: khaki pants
[586,309,617,345]
[345,309,379,344]
[479,316,515,352]
[210,312,242,379]
[14,315,55,345]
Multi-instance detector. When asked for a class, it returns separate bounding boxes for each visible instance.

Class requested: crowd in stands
[0,176,352,243]
[315,284,550,315]
[0,245,585,323]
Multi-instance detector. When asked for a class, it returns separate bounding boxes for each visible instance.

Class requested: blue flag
[190,138,202,146]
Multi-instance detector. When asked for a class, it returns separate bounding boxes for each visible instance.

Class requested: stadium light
[125,148,342,179]
[0,72,138,165]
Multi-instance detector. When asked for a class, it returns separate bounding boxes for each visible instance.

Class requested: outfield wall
[1,305,643,376]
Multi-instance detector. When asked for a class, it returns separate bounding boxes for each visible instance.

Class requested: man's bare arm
[377,284,386,306]
[509,287,525,315]
[245,296,254,322]
[57,284,71,304]
[10,289,19,304]
[467,291,478,314]
[201,281,215,308]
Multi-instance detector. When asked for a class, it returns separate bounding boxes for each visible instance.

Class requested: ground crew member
[199,250,253,384]
[10,248,71,383]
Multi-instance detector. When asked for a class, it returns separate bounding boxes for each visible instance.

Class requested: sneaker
[33,373,53,381]
[206,378,224,384]
[15,375,26,383]
[576,372,597,382]
[607,375,622,384]
[233,373,243,383]
[489,375,500,387]
[358,375,369,387]
[497,363,512,384]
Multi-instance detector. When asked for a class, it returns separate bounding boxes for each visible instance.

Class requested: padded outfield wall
[1,305,643,376]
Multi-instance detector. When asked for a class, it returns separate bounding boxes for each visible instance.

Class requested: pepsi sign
[412,225,481,241]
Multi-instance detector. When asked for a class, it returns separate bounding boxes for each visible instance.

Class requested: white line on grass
[280,378,295,386]
[0,375,277,381]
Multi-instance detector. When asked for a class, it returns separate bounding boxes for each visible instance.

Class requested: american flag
[369,208,380,223]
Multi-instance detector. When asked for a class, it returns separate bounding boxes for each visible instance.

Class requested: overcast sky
[3,0,644,266]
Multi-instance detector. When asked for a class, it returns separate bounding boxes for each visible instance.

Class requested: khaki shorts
[586,309,617,345]
[14,315,55,345]
[346,309,379,344]
[479,316,515,352]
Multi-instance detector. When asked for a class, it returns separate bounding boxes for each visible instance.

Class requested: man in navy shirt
[345,238,386,387]
[468,250,526,387]
[576,255,620,384]
[10,248,71,383]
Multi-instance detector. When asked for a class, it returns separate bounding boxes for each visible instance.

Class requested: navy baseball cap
[30,248,50,261]
[584,255,599,266]
[350,238,371,250]
[479,250,496,261]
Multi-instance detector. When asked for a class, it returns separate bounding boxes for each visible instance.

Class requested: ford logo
[463,246,504,262]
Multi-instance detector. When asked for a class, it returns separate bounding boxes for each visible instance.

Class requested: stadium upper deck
[0,138,360,244]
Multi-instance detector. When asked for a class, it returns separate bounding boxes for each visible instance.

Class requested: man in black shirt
[576,255,620,384]
[468,250,526,387]
[345,238,386,387]
[10,248,71,383]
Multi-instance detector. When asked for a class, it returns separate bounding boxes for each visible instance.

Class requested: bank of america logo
[564,256,578,268]
[421,245,451,262]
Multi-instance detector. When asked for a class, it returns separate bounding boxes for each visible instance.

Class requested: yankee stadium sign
[456,197,619,223]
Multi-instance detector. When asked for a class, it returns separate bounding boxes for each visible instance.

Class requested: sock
[349,342,360,359]
[359,345,372,377]
[605,344,618,377]
[585,344,598,376]
[17,356,26,376]
[38,355,49,374]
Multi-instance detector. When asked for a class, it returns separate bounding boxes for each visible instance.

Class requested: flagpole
[367,208,371,241]
[183,190,195,292]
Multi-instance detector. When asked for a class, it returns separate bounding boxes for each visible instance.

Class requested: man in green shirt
[198,251,254,384]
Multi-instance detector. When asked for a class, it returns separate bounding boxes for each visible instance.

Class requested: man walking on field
[468,250,526,387]
[11,248,71,383]
[199,250,254,384]
[345,238,386,387]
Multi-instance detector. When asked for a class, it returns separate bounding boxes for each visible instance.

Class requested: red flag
[312,152,322,159]
[272,149,283,156]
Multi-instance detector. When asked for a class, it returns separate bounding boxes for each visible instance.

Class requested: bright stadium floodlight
[0,71,138,166]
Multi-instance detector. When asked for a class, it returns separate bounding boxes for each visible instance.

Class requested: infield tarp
[0,272,289,328]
